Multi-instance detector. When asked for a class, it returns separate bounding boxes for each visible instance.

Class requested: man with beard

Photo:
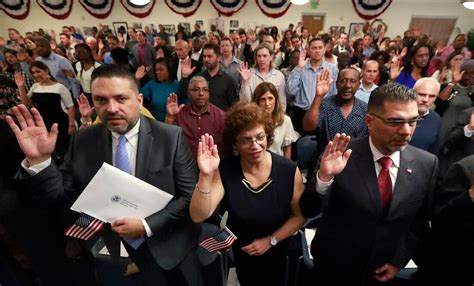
[410,78,442,154]
[300,82,438,285]
[180,43,238,111]
[287,37,338,133]
[303,67,368,173]
[6,64,203,286]
[166,76,225,157]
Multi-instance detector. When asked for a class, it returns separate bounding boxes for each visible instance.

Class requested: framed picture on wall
[329,26,345,38]
[348,22,364,39]
[230,20,239,28]
[179,22,191,35]
[163,24,176,35]
[113,22,128,37]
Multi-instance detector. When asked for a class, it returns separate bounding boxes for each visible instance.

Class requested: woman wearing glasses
[190,102,305,286]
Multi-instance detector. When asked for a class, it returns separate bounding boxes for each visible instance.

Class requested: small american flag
[199,226,237,253]
[64,213,105,240]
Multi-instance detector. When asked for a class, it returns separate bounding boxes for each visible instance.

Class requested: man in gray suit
[130,31,156,84]
[300,82,438,285]
[6,65,202,286]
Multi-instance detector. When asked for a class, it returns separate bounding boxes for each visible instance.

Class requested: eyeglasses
[371,114,423,128]
[189,87,209,93]
[235,132,267,147]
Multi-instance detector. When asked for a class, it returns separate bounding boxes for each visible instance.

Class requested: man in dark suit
[130,31,156,85]
[300,82,438,285]
[6,65,202,286]
[413,155,474,286]
[174,39,201,81]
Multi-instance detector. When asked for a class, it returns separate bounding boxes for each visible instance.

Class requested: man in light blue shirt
[286,37,338,132]
[35,37,80,98]
[355,60,379,103]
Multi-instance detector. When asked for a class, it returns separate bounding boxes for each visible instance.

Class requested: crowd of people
[0,18,473,286]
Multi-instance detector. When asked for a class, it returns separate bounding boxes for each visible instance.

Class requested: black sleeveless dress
[30,90,70,159]
[219,151,296,286]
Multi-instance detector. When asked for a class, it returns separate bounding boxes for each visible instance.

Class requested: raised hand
[389,56,403,80]
[135,65,147,80]
[77,93,94,120]
[181,58,196,78]
[298,49,308,68]
[197,133,220,177]
[62,69,75,78]
[237,61,251,82]
[5,105,58,165]
[316,68,333,98]
[0,37,6,47]
[439,67,448,83]
[452,63,465,84]
[156,48,165,59]
[98,39,105,51]
[14,72,25,87]
[318,133,352,181]
[166,93,185,116]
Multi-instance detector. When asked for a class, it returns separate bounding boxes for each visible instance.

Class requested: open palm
[237,62,252,82]
[319,133,352,181]
[197,134,220,176]
[316,69,333,98]
[5,105,57,165]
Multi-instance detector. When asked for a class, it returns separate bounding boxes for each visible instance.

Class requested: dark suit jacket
[300,137,438,285]
[439,107,474,176]
[17,116,200,270]
[415,155,474,285]
[130,43,156,80]
[172,55,202,80]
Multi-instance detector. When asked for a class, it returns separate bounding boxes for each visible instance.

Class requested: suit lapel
[135,116,153,181]
[388,147,415,217]
[353,139,383,216]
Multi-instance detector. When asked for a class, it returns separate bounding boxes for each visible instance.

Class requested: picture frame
[163,24,176,35]
[348,22,364,39]
[112,22,128,37]
[329,26,345,38]
[196,20,204,27]
[132,22,143,30]
[230,20,239,28]
[178,22,191,35]
[82,26,94,36]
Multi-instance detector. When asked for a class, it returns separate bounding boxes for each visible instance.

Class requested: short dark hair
[203,43,220,56]
[368,82,416,114]
[308,37,324,47]
[91,64,139,93]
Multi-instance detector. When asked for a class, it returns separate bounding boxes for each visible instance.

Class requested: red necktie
[377,157,392,210]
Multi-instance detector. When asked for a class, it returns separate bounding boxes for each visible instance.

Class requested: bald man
[173,39,201,81]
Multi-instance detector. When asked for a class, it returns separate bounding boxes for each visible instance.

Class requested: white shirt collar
[368,136,400,168]
[111,118,141,148]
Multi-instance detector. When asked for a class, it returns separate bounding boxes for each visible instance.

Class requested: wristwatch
[270,235,278,247]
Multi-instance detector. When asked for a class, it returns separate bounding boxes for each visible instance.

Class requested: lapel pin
[406,168,412,174]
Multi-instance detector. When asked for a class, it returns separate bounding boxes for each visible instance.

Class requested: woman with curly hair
[190,102,305,286]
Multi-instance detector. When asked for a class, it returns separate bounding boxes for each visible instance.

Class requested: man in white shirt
[300,82,438,285]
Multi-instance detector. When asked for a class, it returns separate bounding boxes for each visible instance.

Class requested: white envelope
[71,163,173,223]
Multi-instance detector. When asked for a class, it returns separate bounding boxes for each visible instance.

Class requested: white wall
[1,0,472,41]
